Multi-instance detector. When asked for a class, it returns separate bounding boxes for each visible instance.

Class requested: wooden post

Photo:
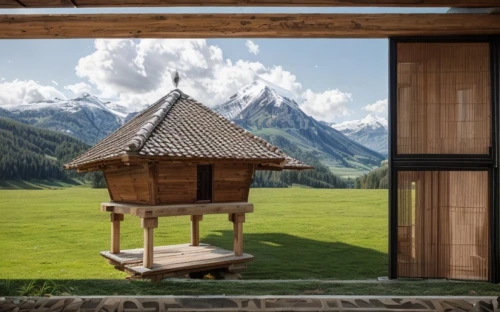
[229,213,245,256]
[190,215,203,246]
[110,213,124,254]
[141,217,158,269]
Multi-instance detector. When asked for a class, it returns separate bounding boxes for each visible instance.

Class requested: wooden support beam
[1,0,499,8]
[100,201,253,218]
[110,213,124,254]
[190,215,203,246]
[143,228,154,269]
[1,14,500,39]
[141,217,158,269]
[229,213,245,256]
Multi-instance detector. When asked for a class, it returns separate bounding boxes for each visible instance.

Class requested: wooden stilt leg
[141,217,158,269]
[190,215,203,246]
[229,213,245,256]
[110,213,124,254]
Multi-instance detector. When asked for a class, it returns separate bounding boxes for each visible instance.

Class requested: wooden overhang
[0,0,499,8]
[70,156,288,173]
[1,13,500,39]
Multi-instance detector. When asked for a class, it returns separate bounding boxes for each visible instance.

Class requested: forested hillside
[0,117,98,183]
[252,135,347,188]
[355,161,388,189]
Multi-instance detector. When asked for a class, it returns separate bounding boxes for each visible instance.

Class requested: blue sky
[0,7,446,123]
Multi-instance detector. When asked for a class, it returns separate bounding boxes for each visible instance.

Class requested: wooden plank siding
[213,163,253,203]
[2,14,500,39]
[1,0,499,8]
[104,165,152,204]
[153,162,254,205]
[156,162,197,205]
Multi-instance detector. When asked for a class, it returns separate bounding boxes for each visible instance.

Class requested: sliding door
[397,171,489,280]
[389,38,498,282]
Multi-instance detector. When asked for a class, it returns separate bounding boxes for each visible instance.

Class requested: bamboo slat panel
[397,43,491,155]
[397,171,489,281]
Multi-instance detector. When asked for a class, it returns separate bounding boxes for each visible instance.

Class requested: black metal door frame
[388,36,500,283]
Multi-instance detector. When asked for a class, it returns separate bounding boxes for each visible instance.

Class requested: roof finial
[170,70,180,88]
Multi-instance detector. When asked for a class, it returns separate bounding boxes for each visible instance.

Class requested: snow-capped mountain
[215,81,384,173]
[0,94,133,145]
[332,114,388,155]
[215,79,300,120]
[2,93,129,120]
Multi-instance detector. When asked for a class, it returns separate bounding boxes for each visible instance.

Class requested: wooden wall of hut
[104,165,151,204]
[103,162,254,205]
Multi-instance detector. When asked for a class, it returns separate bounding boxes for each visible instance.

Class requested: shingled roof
[65,89,312,171]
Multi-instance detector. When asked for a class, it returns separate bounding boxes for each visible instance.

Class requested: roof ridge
[126,89,181,152]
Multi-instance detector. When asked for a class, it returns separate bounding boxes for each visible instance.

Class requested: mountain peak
[215,80,299,120]
[333,114,388,133]
[2,93,131,120]
[331,114,388,155]
[360,114,388,128]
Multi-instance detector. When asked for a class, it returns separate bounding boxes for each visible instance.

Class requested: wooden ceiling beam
[1,13,500,39]
[0,0,22,7]
[0,0,499,8]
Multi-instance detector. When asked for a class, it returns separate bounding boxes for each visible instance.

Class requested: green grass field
[3,187,500,296]
[0,187,387,280]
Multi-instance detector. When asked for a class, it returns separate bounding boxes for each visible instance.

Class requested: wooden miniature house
[65,89,311,280]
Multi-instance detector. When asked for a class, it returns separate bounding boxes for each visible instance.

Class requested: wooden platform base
[100,244,253,281]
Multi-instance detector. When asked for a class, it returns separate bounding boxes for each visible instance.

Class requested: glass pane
[397,43,491,155]
[397,171,489,281]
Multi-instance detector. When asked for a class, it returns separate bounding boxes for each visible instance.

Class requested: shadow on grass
[203,231,387,280]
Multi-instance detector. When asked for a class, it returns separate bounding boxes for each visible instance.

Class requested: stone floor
[1,296,498,311]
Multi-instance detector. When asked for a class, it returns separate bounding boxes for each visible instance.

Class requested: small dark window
[196,164,213,202]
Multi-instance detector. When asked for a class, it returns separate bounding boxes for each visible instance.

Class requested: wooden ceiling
[2,13,500,38]
[0,0,499,8]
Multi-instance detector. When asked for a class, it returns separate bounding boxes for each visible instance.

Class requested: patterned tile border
[1,296,498,312]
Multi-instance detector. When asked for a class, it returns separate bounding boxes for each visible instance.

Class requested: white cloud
[0,80,65,105]
[1,78,5,81]
[72,39,354,122]
[300,89,352,122]
[74,39,304,110]
[245,40,260,55]
[363,99,388,114]
[52,80,59,86]
[260,65,302,96]
[64,82,92,96]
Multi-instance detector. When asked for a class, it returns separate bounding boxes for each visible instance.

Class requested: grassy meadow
[4,186,500,296]
[0,187,387,280]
